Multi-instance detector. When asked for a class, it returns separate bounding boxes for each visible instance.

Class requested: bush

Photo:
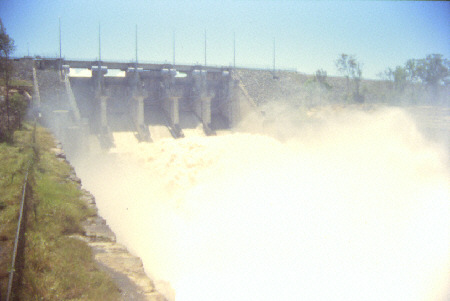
[0,92,29,142]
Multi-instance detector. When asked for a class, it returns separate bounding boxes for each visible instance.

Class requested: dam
[31,57,242,152]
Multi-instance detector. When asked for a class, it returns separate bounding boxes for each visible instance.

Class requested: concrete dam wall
[30,57,351,153]
[31,58,243,152]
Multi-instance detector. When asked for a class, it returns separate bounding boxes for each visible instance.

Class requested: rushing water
[74,105,449,301]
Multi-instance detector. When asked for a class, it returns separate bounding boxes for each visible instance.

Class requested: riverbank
[0,123,165,300]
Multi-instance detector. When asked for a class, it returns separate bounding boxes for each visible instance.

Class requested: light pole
[59,17,62,76]
[135,24,138,65]
[273,38,276,74]
[173,31,175,66]
[233,31,236,69]
[98,23,101,63]
[204,29,207,66]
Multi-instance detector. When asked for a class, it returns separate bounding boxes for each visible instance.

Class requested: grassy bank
[0,123,120,300]
[0,78,33,87]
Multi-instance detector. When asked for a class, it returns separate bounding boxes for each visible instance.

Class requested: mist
[73,105,449,301]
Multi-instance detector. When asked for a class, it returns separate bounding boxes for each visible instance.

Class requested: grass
[23,235,119,300]
[0,78,33,87]
[0,133,34,286]
[0,123,120,300]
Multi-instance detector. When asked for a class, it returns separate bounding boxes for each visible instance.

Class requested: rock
[50,147,66,159]
[83,216,116,243]
[89,241,166,301]
[80,190,96,205]
[68,173,82,185]
[82,216,167,300]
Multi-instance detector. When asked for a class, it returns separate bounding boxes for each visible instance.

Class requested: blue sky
[0,0,449,78]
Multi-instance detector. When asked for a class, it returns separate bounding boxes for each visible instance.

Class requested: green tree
[336,54,351,95]
[415,54,448,86]
[336,54,363,102]
[381,54,449,104]
[405,59,418,82]
[0,18,15,142]
[314,69,331,90]
[415,54,449,102]
[382,67,395,89]
[385,66,408,92]
[10,92,28,129]
[381,66,408,103]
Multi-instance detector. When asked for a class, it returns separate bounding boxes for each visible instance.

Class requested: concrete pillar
[193,96,202,121]
[163,96,183,138]
[93,65,107,95]
[100,96,108,129]
[131,95,150,141]
[92,66,113,148]
[97,96,114,148]
[200,96,215,135]
[136,96,144,126]
[163,96,179,126]
[194,96,211,128]
[201,97,211,126]
[162,96,169,123]
[126,68,150,141]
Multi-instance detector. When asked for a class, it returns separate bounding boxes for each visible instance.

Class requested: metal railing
[5,167,30,301]
[13,55,298,72]
[5,122,36,301]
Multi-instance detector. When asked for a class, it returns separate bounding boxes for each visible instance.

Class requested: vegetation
[383,66,408,92]
[0,124,120,300]
[1,18,30,144]
[0,78,33,87]
[380,54,449,104]
[415,54,449,87]
[314,69,332,90]
[335,54,363,103]
[0,18,17,143]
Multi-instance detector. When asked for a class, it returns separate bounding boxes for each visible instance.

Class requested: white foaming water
[75,106,450,301]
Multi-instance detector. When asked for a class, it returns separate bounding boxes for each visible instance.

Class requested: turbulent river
[73,105,449,301]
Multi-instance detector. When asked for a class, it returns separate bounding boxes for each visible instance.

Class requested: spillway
[178,111,207,138]
[72,105,450,301]
[147,109,173,141]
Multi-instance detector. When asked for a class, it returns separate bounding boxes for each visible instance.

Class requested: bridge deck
[44,58,231,73]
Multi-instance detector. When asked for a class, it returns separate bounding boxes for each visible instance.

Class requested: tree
[405,59,418,82]
[393,66,407,91]
[0,18,15,142]
[414,54,449,102]
[380,65,409,104]
[336,54,351,95]
[349,57,363,102]
[384,66,407,92]
[336,54,363,102]
[415,54,448,86]
[314,69,331,90]
[10,92,28,129]
[381,54,449,104]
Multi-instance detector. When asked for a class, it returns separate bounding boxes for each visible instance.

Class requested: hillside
[234,68,450,107]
